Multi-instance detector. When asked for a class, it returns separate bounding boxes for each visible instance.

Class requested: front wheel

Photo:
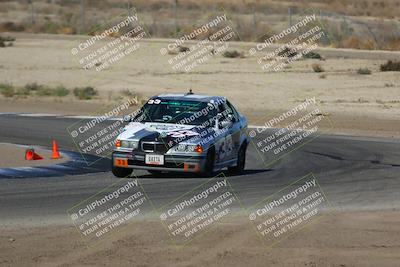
[112,166,133,178]
[228,143,246,175]
[203,147,215,177]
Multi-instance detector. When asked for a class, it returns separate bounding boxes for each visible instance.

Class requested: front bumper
[112,151,207,173]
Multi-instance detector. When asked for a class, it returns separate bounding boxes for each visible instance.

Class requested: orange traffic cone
[25,148,43,160]
[51,140,61,159]
[25,148,34,160]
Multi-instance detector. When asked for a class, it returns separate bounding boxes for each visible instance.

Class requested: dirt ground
[0,143,68,168]
[0,33,400,139]
[1,210,399,267]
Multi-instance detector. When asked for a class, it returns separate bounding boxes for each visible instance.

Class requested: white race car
[112,92,249,177]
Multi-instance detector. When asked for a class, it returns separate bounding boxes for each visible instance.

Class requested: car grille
[141,142,169,153]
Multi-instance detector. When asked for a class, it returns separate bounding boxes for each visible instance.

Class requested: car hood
[118,122,212,146]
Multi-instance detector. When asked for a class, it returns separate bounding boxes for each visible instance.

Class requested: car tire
[203,147,215,177]
[228,143,247,175]
[111,153,132,178]
[112,166,132,178]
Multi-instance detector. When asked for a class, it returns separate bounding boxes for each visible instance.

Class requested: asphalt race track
[0,114,399,226]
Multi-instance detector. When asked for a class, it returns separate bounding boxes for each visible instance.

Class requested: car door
[213,101,229,164]
[224,101,242,161]
[215,101,239,163]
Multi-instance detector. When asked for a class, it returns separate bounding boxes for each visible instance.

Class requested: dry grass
[337,36,376,50]
[0,0,399,50]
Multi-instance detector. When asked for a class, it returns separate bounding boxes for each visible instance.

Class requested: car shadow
[131,168,273,179]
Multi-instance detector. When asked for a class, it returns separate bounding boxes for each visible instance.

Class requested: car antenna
[186,89,194,95]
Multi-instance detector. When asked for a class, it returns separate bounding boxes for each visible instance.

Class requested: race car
[111,91,249,177]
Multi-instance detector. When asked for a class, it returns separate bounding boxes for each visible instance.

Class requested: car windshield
[133,99,217,125]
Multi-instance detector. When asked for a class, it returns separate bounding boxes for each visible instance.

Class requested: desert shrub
[223,50,243,58]
[319,74,327,79]
[16,86,31,96]
[312,63,324,73]
[357,68,372,75]
[278,46,297,58]
[53,85,69,97]
[36,86,53,96]
[384,83,394,87]
[303,51,322,59]
[0,36,15,47]
[73,86,97,100]
[0,83,70,98]
[384,37,400,51]
[380,60,400,72]
[41,20,60,34]
[178,46,190,53]
[0,83,15,97]
[340,36,376,50]
[35,85,68,97]
[24,82,41,92]
[0,22,25,32]
[1,36,15,42]
[57,26,76,35]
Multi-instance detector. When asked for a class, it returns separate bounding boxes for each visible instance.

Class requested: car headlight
[176,144,187,152]
[186,145,197,152]
[120,140,138,149]
[175,144,203,153]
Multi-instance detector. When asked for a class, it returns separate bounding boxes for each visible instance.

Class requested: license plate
[114,158,128,167]
[145,154,164,165]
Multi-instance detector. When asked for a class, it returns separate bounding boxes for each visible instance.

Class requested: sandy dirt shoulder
[0,143,68,168]
[1,210,399,267]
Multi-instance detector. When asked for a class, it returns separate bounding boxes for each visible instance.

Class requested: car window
[218,101,236,123]
[226,101,240,122]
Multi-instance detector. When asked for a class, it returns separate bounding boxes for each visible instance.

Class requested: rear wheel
[228,143,246,175]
